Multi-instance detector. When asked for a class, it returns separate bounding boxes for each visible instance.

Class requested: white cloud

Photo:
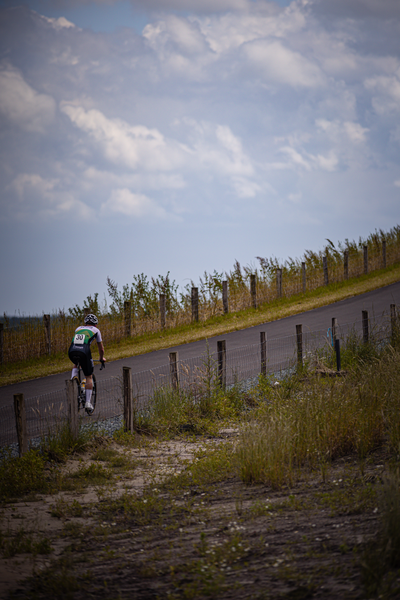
[132,0,251,12]
[62,105,258,198]
[280,146,312,171]
[243,39,324,87]
[100,188,168,218]
[316,119,369,144]
[0,64,56,133]
[7,173,92,219]
[41,15,75,29]
[315,151,338,171]
[143,15,208,55]
[61,103,190,171]
[365,74,400,114]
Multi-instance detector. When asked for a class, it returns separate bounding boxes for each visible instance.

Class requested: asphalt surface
[1,280,399,407]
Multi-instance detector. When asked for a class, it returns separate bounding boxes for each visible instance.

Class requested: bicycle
[73,359,105,416]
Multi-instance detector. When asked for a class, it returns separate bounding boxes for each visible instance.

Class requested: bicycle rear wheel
[85,374,97,415]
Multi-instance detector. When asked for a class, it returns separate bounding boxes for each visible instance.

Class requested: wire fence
[1,234,399,365]
[2,307,398,453]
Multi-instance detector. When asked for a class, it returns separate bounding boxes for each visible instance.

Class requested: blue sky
[0,0,399,315]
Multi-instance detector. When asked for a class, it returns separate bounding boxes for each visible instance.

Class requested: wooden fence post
[0,323,3,365]
[301,262,306,293]
[222,280,229,314]
[391,304,398,342]
[332,318,338,344]
[383,239,387,269]
[260,331,267,377]
[43,314,51,355]
[66,379,79,440]
[191,287,199,322]
[13,393,28,456]
[344,250,349,281]
[323,256,329,286]
[169,352,179,390]
[276,268,282,298]
[124,301,131,337]
[123,366,133,433]
[250,274,257,309]
[335,339,341,372]
[363,245,368,275]
[296,324,303,370]
[362,310,369,344]
[217,340,226,388]
[160,294,166,331]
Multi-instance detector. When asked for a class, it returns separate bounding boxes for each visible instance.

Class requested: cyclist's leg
[81,355,94,409]
[68,348,80,380]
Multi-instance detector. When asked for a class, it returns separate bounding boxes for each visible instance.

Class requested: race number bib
[74,333,85,345]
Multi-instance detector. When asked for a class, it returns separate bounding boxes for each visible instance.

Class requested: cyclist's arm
[97,341,105,362]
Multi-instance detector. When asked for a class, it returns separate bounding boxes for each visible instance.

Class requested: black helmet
[84,314,98,326]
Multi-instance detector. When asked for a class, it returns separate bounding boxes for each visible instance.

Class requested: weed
[23,553,81,599]
[50,497,84,519]
[0,449,46,500]
[71,463,111,484]
[0,527,53,558]
[40,421,96,463]
[92,447,131,470]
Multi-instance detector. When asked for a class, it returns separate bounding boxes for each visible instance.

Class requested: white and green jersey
[71,325,102,349]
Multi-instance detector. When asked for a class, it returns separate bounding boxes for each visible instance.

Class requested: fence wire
[1,308,398,452]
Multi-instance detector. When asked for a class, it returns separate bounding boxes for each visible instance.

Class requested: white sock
[86,388,93,404]
[71,367,78,379]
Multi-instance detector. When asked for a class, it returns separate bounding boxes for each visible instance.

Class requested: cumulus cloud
[0,63,56,133]
[61,103,190,171]
[61,103,258,199]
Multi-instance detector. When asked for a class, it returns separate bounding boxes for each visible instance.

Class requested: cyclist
[68,314,106,411]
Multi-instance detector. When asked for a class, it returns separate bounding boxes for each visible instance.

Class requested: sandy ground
[0,434,208,598]
[0,431,394,600]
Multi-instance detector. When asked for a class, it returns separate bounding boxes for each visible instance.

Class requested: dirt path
[0,432,394,600]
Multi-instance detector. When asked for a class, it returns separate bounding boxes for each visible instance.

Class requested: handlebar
[94,359,106,370]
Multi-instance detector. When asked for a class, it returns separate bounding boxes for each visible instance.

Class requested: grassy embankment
[1,262,399,387]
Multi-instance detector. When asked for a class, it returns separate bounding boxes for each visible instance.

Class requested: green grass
[1,262,400,387]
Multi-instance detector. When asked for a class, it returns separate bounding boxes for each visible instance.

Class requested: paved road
[1,280,399,406]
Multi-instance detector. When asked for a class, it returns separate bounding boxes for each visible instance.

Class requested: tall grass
[236,338,400,487]
[2,225,400,365]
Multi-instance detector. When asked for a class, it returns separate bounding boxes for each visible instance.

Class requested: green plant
[40,420,94,463]
[0,449,46,500]
[0,527,53,558]
[51,497,84,519]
